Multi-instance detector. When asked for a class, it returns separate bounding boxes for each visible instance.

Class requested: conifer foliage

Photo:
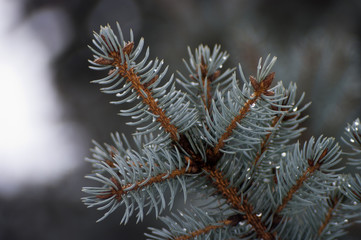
[82,23,361,239]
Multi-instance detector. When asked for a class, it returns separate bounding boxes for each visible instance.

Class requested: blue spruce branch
[82,23,361,240]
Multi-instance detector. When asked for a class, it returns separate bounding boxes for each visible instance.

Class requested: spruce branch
[82,23,361,240]
[89,24,197,144]
[204,166,276,240]
[213,71,275,156]
[318,194,340,236]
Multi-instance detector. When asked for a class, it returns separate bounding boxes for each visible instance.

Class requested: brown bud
[261,72,275,89]
[250,76,260,91]
[123,41,134,55]
[94,57,114,65]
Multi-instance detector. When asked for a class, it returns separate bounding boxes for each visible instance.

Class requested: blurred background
[0,0,360,239]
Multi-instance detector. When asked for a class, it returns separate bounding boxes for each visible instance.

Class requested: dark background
[1,0,361,239]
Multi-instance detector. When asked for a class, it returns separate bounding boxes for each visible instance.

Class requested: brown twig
[204,167,276,240]
[97,166,189,201]
[173,219,234,240]
[254,115,281,166]
[318,195,339,235]
[95,40,179,141]
[276,148,328,214]
[213,73,275,155]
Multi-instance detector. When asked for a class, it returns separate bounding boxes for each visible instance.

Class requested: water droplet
[355,120,360,126]
[281,152,287,157]
[347,183,351,188]
[247,167,251,172]
[257,65,261,70]
[222,56,227,60]
[209,58,212,62]
[239,221,245,226]
[256,213,262,217]
[344,219,349,223]
[180,212,184,216]
[346,126,350,132]
[353,201,358,205]
[116,93,122,97]
[275,165,280,169]
[247,176,251,180]
[292,107,298,112]
[332,181,336,186]
[268,161,272,165]
[350,138,355,143]
[219,64,223,69]
[183,228,187,232]
[251,103,256,108]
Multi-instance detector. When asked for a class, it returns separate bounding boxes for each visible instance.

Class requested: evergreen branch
[173,219,233,240]
[276,147,329,214]
[147,207,247,240]
[253,115,281,166]
[177,45,233,117]
[213,72,275,155]
[94,38,179,141]
[253,83,310,167]
[204,166,276,240]
[89,24,197,144]
[342,118,361,168]
[318,194,340,236]
[96,166,188,201]
[191,56,213,112]
[82,133,193,223]
[84,24,361,239]
[116,57,178,141]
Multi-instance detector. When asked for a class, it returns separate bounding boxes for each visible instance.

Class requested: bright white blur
[0,1,84,195]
